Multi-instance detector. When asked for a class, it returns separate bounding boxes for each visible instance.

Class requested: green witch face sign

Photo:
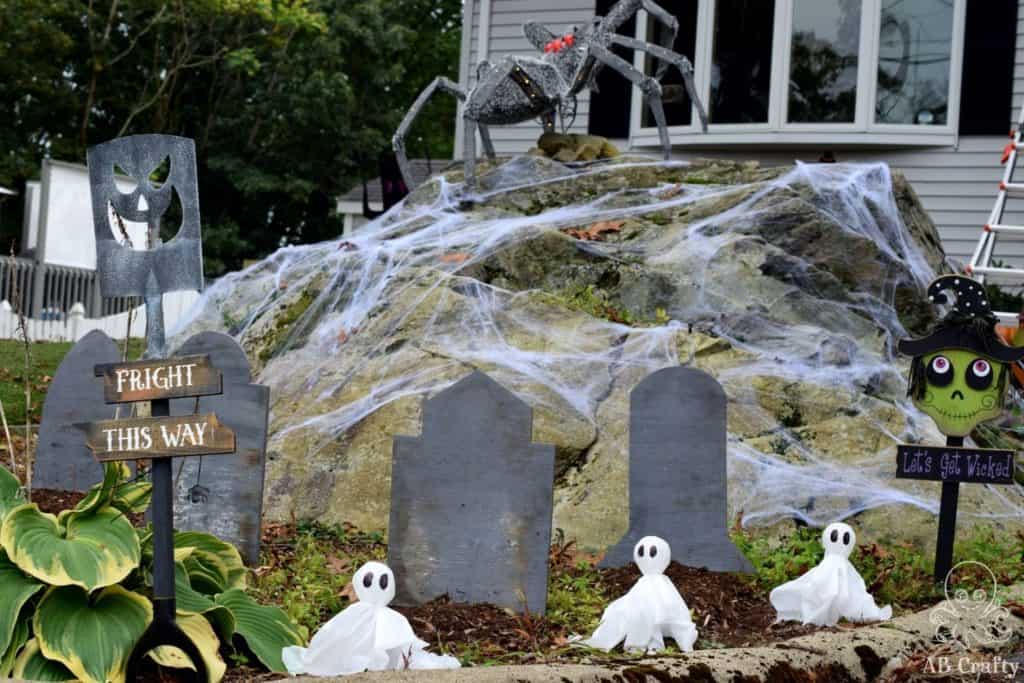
[899,276,1024,437]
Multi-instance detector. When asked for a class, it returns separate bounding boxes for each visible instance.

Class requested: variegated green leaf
[171,562,235,642]
[182,548,230,595]
[0,614,30,678]
[174,531,247,591]
[112,479,152,515]
[148,612,226,683]
[215,589,304,673]
[0,550,42,658]
[73,463,130,515]
[0,465,24,522]
[35,585,152,683]
[1,504,140,590]
[12,639,76,682]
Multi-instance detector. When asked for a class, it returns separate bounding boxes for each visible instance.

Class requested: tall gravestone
[601,366,752,572]
[168,331,269,566]
[388,371,555,613]
[35,330,122,490]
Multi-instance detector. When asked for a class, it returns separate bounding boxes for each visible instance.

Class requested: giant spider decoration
[393,0,708,189]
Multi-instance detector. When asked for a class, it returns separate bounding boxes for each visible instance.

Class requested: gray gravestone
[388,371,555,613]
[168,331,268,566]
[601,366,752,572]
[35,330,121,490]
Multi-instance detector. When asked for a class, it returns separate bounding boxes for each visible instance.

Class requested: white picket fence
[0,291,200,343]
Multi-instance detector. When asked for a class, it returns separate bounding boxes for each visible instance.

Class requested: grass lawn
[0,338,145,426]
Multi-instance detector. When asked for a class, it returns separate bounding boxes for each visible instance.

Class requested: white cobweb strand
[170,158,1024,529]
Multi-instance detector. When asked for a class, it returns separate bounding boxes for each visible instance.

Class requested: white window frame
[629,0,966,148]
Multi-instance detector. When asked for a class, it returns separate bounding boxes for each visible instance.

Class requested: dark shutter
[959,0,1018,136]
[588,0,635,138]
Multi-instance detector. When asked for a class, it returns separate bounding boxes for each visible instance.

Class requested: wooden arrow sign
[94,355,222,404]
[85,413,236,462]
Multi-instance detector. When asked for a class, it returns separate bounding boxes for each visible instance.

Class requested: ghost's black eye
[379,573,389,590]
[966,358,993,390]
[842,532,851,545]
[927,356,954,387]
[362,572,374,588]
[830,529,838,543]
[649,545,657,558]
[637,545,645,557]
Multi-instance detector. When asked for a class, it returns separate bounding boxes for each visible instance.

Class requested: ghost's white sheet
[281,602,459,676]
[584,574,697,652]
[770,554,892,626]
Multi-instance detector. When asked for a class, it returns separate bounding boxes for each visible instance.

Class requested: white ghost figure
[281,561,461,676]
[584,536,698,653]
[770,523,892,626]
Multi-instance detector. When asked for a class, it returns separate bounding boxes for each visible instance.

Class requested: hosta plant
[0,463,305,683]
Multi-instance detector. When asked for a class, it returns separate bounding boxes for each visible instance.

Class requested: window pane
[710,0,775,124]
[788,0,861,123]
[641,1,698,128]
[876,0,954,125]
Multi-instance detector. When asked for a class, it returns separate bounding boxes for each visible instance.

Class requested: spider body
[393,0,707,188]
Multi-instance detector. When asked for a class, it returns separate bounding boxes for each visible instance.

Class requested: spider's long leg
[479,124,496,160]
[393,76,467,189]
[609,35,708,131]
[463,56,542,184]
[640,0,679,79]
[589,43,671,159]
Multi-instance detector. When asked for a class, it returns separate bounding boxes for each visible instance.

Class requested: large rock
[171,157,1023,551]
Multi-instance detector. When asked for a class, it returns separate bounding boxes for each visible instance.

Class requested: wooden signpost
[94,355,222,403]
[86,414,235,461]
[85,353,236,682]
[895,438,1017,581]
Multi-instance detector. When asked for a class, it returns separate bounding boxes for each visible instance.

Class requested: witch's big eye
[830,529,839,543]
[966,358,993,390]
[927,356,954,386]
[362,572,374,588]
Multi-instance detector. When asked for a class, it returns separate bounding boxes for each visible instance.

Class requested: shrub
[0,463,305,683]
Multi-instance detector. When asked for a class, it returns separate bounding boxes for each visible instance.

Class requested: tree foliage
[0,0,461,275]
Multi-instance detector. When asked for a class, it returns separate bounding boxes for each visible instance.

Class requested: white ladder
[966,106,1024,323]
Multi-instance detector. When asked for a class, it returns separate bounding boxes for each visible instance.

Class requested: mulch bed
[34,487,146,525]
[391,560,838,662]
[22,492,862,679]
[601,562,831,648]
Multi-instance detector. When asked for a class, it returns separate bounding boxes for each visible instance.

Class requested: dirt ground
[26,493,914,683]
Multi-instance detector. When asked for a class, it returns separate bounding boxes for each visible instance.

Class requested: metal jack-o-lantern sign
[88,135,218,682]
[88,134,203,358]
[897,275,1022,581]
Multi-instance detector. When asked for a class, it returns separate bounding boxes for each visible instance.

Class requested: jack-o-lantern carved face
[900,276,1024,437]
[87,135,203,299]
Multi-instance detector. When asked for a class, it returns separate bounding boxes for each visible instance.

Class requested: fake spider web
[170,156,1024,539]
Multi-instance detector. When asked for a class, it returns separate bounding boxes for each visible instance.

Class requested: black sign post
[84,355,237,683]
[896,438,1016,580]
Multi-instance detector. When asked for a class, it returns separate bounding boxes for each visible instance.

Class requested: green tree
[0,0,463,275]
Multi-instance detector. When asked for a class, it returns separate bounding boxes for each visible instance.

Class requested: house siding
[463,0,1024,266]
[464,0,594,152]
